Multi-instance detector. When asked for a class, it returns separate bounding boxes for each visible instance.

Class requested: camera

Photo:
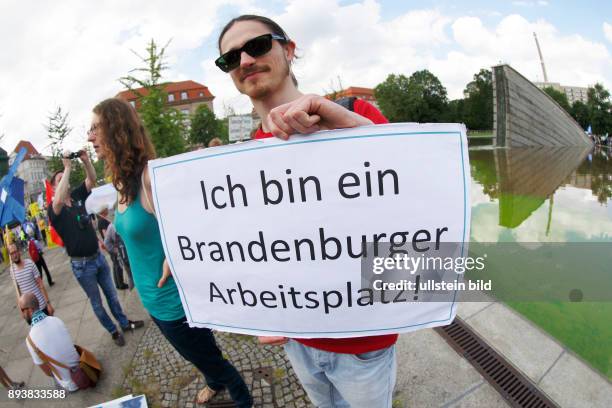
[76,214,92,230]
[65,150,84,160]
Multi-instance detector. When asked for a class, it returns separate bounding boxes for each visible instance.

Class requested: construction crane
[533,32,549,83]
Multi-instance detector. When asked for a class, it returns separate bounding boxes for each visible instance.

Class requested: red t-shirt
[254,98,398,354]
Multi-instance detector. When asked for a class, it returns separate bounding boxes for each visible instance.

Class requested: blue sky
[239,0,612,42]
[373,0,611,42]
[1,0,611,152]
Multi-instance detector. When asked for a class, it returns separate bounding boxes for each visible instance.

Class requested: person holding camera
[48,150,143,346]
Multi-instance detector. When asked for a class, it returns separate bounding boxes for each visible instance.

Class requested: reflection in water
[470,146,606,228]
[467,145,612,379]
[470,148,500,200]
[571,147,612,205]
[496,147,590,228]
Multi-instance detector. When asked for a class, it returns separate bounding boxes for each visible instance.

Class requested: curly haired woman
[87,98,252,407]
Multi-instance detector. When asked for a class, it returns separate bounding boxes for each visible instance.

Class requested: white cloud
[0,0,252,154]
[604,22,612,43]
[448,14,611,89]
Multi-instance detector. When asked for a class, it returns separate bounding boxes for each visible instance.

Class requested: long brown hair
[93,98,155,205]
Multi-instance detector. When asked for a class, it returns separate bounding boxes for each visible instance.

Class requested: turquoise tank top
[114,193,185,321]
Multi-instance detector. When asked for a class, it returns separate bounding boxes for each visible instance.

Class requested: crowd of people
[2,14,398,407]
[3,154,143,392]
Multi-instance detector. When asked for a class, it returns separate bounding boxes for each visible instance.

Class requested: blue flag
[0,147,27,227]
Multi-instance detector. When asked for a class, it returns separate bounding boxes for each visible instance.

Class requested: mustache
[240,65,270,81]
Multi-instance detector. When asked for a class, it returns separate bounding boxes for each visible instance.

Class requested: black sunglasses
[216,33,288,73]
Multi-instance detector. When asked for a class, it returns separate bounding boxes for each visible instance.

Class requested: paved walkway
[0,247,609,407]
[456,301,612,408]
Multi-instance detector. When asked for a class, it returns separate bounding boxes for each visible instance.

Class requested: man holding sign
[216,15,397,407]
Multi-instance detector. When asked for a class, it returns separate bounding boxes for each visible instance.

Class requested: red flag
[45,179,64,247]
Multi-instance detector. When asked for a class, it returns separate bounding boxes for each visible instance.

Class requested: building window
[168,94,175,102]
[199,92,204,97]
[181,91,188,100]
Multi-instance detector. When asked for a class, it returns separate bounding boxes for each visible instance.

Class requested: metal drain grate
[435,317,559,408]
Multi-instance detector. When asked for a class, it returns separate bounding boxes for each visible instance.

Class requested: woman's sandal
[195,386,217,404]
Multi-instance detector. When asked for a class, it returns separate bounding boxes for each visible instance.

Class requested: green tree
[46,106,72,175]
[405,70,448,123]
[470,150,498,200]
[189,105,226,146]
[587,83,612,135]
[543,86,571,113]
[374,74,412,122]
[44,108,105,188]
[120,39,185,157]
[571,101,590,129]
[374,70,448,123]
[44,107,85,188]
[93,155,106,183]
[462,69,493,130]
[444,99,465,123]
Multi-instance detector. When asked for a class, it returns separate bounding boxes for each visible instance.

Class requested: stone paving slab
[394,329,508,408]
[455,300,494,321]
[465,303,565,381]
[2,357,34,389]
[539,351,612,408]
[465,302,612,406]
[444,381,509,408]
[0,247,150,408]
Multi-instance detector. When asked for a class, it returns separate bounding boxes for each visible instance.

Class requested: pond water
[467,145,611,379]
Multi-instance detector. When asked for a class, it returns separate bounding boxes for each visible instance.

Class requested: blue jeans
[71,252,128,334]
[284,340,397,408]
[151,315,252,408]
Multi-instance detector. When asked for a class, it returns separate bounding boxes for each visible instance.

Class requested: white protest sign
[149,123,470,338]
[85,183,117,215]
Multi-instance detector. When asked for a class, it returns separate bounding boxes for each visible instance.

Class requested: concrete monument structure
[492,64,592,148]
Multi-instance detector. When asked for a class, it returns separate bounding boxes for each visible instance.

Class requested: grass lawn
[467,242,611,380]
[506,302,612,380]
[467,130,494,138]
